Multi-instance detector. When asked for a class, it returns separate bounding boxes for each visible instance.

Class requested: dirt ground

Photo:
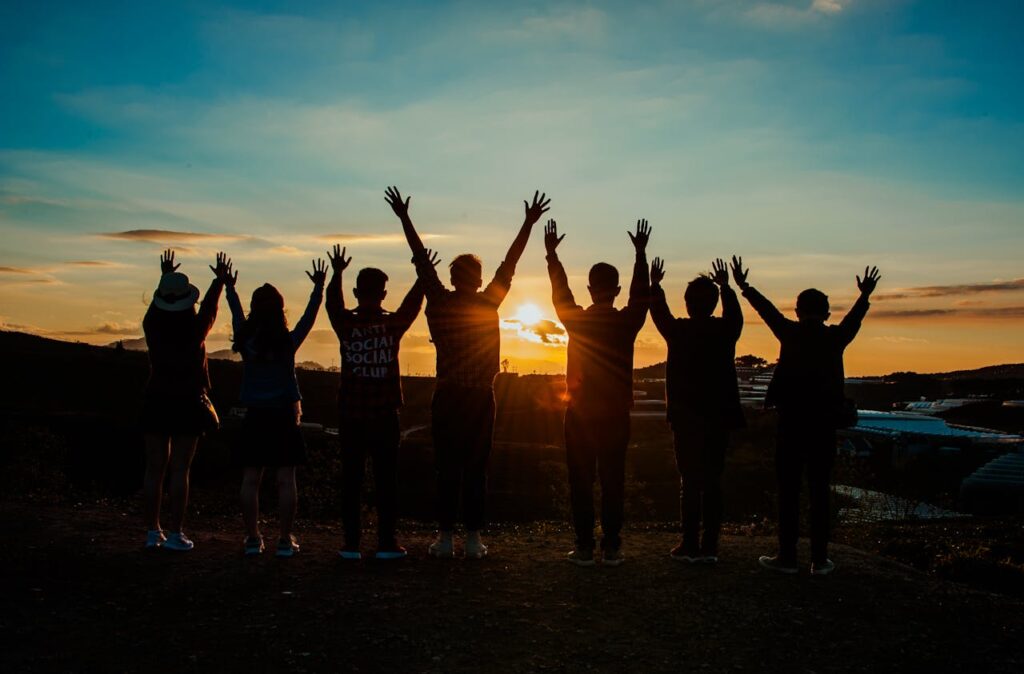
[2,502,1022,673]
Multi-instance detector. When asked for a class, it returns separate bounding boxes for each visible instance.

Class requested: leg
[240,467,264,539]
[673,421,703,555]
[565,408,597,550]
[276,466,298,541]
[340,423,368,549]
[432,389,461,533]
[166,435,198,532]
[807,432,837,564]
[143,434,171,531]
[597,412,629,552]
[371,413,401,548]
[463,392,495,533]
[700,428,728,557]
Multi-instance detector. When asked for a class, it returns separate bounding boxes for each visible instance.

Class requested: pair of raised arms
[543,218,653,256]
[161,250,328,288]
[650,255,881,296]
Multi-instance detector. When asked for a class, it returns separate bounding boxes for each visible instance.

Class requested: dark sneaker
[602,548,625,567]
[811,559,836,576]
[670,543,703,563]
[276,535,299,558]
[375,545,408,561]
[163,531,194,551]
[701,555,719,565]
[244,536,265,557]
[758,555,799,574]
[338,543,361,561]
[144,529,166,550]
[567,548,596,567]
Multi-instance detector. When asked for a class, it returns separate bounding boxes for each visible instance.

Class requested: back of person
[666,317,741,424]
[426,289,503,388]
[767,322,847,414]
[235,336,302,407]
[565,304,643,414]
[144,308,209,398]
[337,308,410,415]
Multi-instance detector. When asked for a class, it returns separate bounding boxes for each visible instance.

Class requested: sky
[1,0,1023,376]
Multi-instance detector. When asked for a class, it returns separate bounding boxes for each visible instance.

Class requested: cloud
[876,278,1024,301]
[0,266,33,274]
[94,321,141,335]
[871,306,1024,320]
[99,229,246,243]
[502,318,568,346]
[67,260,123,268]
[871,335,929,344]
[811,0,845,14]
[314,233,447,245]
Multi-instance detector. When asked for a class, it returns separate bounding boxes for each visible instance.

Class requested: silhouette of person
[733,257,881,576]
[650,257,744,564]
[545,218,651,566]
[140,249,228,551]
[226,258,327,558]
[325,244,431,561]
[386,186,550,559]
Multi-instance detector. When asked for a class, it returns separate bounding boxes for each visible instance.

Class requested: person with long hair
[225,258,327,558]
[140,250,231,551]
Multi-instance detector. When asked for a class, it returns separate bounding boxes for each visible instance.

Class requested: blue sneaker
[276,535,300,558]
[244,536,265,557]
[163,531,194,551]
[144,530,166,549]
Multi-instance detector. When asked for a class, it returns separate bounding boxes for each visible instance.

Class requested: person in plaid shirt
[385,185,550,559]
[325,244,431,561]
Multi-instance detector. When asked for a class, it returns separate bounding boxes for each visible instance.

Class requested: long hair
[232,283,291,361]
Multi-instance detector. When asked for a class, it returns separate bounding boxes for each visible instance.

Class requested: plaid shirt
[414,252,513,389]
[326,272,424,418]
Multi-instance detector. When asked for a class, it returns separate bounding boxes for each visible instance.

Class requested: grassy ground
[3,502,1023,673]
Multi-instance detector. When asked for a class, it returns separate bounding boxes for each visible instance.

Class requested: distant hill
[931,363,1024,380]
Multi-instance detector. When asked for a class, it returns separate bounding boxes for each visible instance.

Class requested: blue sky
[2,0,1023,374]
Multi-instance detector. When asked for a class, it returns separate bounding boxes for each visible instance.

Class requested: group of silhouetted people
[141,187,881,574]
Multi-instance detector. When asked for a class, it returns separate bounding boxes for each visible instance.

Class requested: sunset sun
[513,302,544,327]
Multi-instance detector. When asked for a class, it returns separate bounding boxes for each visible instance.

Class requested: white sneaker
[811,559,836,576]
[428,533,455,559]
[163,531,194,551]
[465,532,488,560]
[144,530,166,549]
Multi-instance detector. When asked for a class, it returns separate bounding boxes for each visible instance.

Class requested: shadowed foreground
[3,503,1022,673]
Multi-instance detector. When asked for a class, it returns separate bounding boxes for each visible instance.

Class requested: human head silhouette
[795,288,830,324]
[450,254,483,293]
[233,283,290,356]
[684,276,719,318]
[588,262,621,305]
[354,267,388,309]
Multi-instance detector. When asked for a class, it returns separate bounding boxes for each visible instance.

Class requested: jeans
[776,411,837,564]
[431,385,496,531]
[340,412,401,548]
[672,414,728,556]
[564,406,631,551]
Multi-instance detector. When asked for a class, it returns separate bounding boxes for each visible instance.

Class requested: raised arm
[482,191,551,306]
[712,257,743,341]
[393,278,426,333]
[292,259,327,350]
[543,219,583,324]
[838,266,880,346]
[649,257,675,338]
[732,256,789,340]
[411,248,445,303]
[325,244,352,335]
[624,219,651,328]
[198,252,231,339]
[385,186,426,258]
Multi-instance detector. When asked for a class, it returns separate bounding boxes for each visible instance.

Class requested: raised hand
[328,244,352,272]
[857,265,881,296]
[711,258,729,287]
[544,219,565,254]
[160,249,180,274]
[523,190,551,226]
[384,186,411,219]
[209,252,236,286]
[650,257,666,285]
[628,219,651,252]
[307,258,328,285]
[423,248,442,268]
[730,255,749,289]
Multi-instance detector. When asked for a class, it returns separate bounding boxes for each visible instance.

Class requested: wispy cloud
[876,278,1024,300]
[872,306,1024,320]
[99,229,247,243]
[0,266,33,273]
[314,233,447,245]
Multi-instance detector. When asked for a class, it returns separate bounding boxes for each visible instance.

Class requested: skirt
[233,405,307,468]
[140,392,219,437]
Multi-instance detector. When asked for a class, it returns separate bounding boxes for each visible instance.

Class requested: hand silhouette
[384,186,411,219]
[422,248,442,268]
[544,219,565,254]
[523,191,551,226]
[628,219,651,252]
[730,255,749,290]
[857,265,881,296]
[328,244,352,272]
[307,259,328,285]
[650,257,666,285]
[160,249,180,274]
[209,252,237,287]
[711,258,729,287]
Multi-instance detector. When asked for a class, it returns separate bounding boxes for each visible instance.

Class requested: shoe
[428,533,455,559]
[701,555,719,564]
[811,559,836,576]
[567,548,596,567]
[465,533,488,560]
[144,529,166,549]
[603,549,625,567]
[244,536,265,557]
[758,555,798,574]
[375,544,408,561]
[163,531,194,551]
[670,543,703,563]
[338,543,361,560]
[276,535,300,558]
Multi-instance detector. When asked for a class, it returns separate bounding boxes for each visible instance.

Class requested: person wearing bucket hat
[226,258,326,558]
[141,249,232,552]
